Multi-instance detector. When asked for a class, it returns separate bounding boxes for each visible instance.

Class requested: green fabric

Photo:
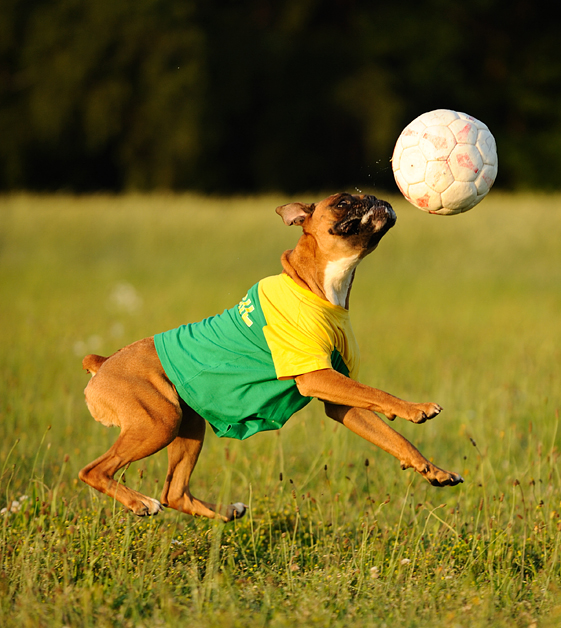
[154,282,349,440]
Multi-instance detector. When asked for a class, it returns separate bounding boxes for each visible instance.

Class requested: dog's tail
[82,354,108,376]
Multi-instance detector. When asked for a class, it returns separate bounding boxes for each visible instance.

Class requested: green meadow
[1,193,560,627]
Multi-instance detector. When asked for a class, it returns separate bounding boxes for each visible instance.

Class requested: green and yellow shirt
[154,273,359,440]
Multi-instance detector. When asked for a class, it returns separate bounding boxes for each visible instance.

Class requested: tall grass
[1,192,560,627]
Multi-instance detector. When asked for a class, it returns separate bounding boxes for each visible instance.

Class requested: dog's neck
[322,256,360,307]
[281,243,360,309]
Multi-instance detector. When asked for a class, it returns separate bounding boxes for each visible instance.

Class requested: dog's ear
[276,202,315,226]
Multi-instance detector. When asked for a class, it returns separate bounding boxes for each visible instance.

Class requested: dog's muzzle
[331,196,396,239]
[361,198,397,229]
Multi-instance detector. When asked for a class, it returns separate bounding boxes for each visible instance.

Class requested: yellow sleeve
[258,276,337,379]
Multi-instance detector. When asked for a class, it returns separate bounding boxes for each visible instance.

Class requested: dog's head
[276,193,396,259]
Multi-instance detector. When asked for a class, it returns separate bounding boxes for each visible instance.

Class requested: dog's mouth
[329,194,396,247]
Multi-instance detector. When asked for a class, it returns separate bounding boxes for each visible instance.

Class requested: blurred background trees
[1,0,559,194]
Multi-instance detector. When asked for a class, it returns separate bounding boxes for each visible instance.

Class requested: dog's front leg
[295,368,442,423]
[324,403,463,487]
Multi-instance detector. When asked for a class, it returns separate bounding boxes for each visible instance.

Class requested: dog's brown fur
[80,193,462,521]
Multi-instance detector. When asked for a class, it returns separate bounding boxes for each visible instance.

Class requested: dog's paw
[406,403,442,424]
[225,502,248,522]
[132,496,163,516]
[417,464,464,487]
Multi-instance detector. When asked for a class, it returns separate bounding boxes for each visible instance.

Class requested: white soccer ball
[392,109,498,215]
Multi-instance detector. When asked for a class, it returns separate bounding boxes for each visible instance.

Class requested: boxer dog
[80,193,463,521]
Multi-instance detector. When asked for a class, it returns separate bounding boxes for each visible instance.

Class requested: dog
[79,192,463,521]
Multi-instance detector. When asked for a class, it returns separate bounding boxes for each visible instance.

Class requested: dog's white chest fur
[323,255,360,307]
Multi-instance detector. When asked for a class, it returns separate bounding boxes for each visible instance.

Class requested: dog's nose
[371,197,396,223]
[385,203,397,223]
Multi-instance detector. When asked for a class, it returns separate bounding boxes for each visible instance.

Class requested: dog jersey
[154,273,359,440]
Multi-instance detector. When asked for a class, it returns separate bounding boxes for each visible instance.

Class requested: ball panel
[408,182,442,212]
[460,196,483,213]
[448,143,483,182]
[474,163,497,195]
[418,109,459,127]
[476,129,498,165]
[399,146,427,184]
[431,206,462,216]
[457,111,488,131]
[393,169,410,199]
[399,118,426,148]
[425,160,455,193]
[420,125,456,160]
[441,180,477,211]
[449,118,478,144]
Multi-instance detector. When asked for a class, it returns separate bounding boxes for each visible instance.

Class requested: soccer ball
[391,109,498,215]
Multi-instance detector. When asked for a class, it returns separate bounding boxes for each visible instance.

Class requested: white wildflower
[110,322,125,338]
[73,340,87,356]
[2,496,29,514]
[109,282,143,314]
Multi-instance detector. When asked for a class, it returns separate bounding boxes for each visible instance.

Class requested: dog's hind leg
[325,403,463,487]
[79,420,179,515]
[160,404,246,522]
[79,337,183,515]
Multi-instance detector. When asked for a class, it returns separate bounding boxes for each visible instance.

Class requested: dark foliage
[1,0,560,193]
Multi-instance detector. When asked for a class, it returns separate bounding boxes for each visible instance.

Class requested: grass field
[1,192,560,627]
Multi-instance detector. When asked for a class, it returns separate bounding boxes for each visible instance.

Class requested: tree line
[1,0,559,194]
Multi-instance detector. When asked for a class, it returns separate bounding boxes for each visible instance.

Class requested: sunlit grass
[1,192,561,627]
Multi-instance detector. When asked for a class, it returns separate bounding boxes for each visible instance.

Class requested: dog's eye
[337,199,351,208]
